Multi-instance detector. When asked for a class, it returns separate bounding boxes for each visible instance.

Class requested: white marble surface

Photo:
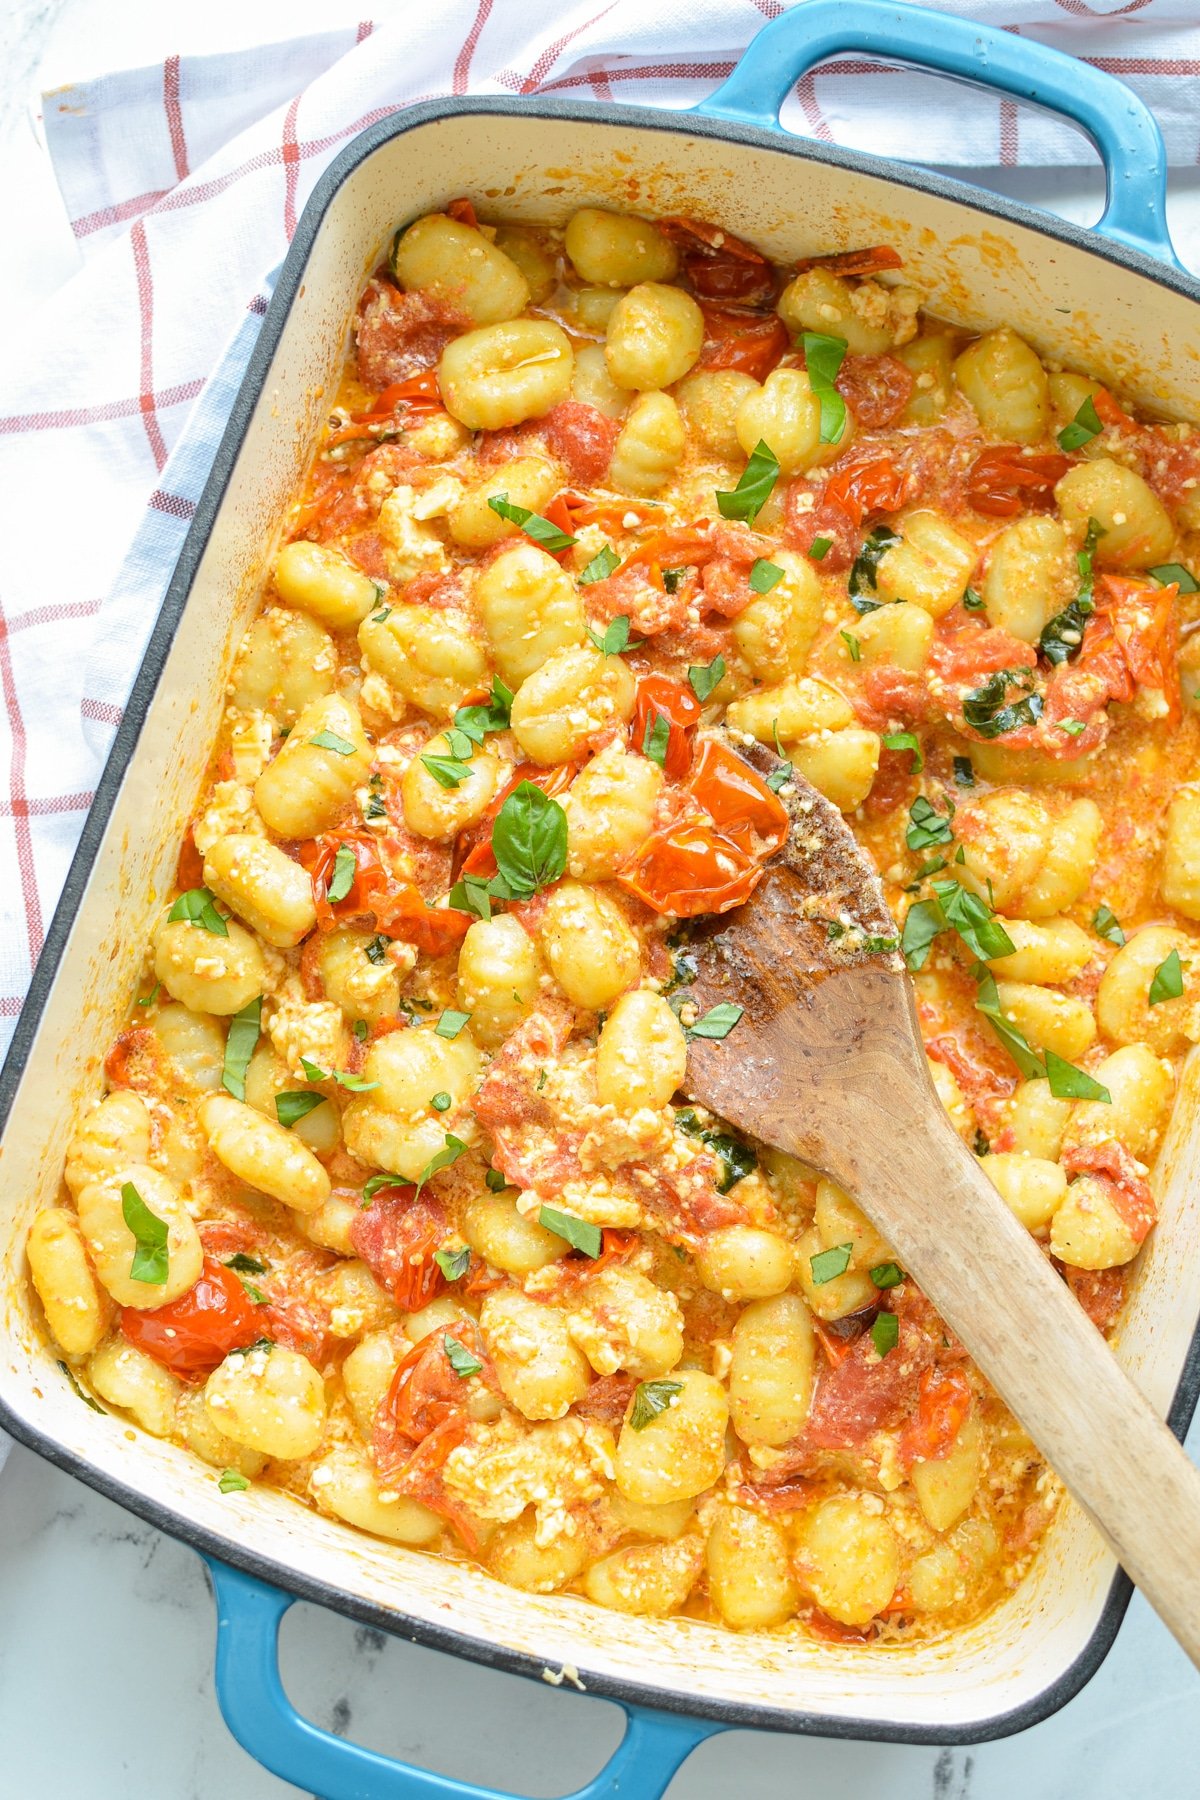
[4,3,1200,1796]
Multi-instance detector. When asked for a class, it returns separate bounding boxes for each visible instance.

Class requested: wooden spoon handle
[847,1108,1200,1668]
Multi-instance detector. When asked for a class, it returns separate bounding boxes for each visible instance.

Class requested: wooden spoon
[683,732,1200,1667]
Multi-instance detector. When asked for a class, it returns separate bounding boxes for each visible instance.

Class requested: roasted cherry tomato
[632,674,701,780]
[617,818,762,917]
[835,354,914,430]
[659,216,774,304]
[965,446,1069,518]
[299,832,469,956]
[686,737,788,857]
[119,1258,261,1377]
[351,1189,447,1312]
[898,1366,973,1468]
[698,306,790,382]
[792,245,902,278]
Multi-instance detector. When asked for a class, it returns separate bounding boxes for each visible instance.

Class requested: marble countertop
[3,3,1200,1795]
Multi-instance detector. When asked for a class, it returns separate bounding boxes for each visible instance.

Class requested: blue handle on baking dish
[693,0,1181,268]
[208,1559,719,1800]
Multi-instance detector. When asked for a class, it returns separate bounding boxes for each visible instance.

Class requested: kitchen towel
[0,0,1196,1478]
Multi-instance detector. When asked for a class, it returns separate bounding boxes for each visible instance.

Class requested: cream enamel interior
[3,105,1200,1737]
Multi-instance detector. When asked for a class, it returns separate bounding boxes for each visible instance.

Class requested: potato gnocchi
[29,201,1200,1651]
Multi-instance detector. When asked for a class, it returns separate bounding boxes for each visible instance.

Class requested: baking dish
[4,1,1200,1790]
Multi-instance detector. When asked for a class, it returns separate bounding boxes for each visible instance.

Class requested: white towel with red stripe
[1,0,1197,1476]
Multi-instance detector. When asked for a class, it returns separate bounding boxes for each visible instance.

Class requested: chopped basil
[299,1057,378,1093]
[848,525,902,612]
[1044,1050,1110,1103]
[353,1019,368,1041]
[487,493,576,554]
[687,1003,743,1041]
[801,331,849,444]
[1057,394,1103,452]
[808,536,832,561]
[443,1333,483,1378]
[961,586,985,611]
[218,1469,251,1494]
[715,439,780,524]
[371,606,391,623]
[749,558,784,594]
[587,614,633,656]
[841,630,861,662]
[579,544,620,586]
[121,1181,170,1285]
[974,966,1046,1080]
[168,887,228,937]
[641,711,670,768]
[1092,904,1125,947]
[327,844,357,904]
[661,566,690,594]
[675,1109,756,1193]
[864,934,899,955]
[930,879,1015,961]
[871,1311,899,1357]
[688,655,726,703]
[275,1090,326,1128]
[537,1205,602,1258]
[870,1262,904,1290]
[454,677,513,741]
[421,752,473,789]
[906,795,953,852]
[414,1133,469,1195]
[309,729,357,756]
[221,996,261,1101]
[226,1253,267,1275]
[435,1245,471,1281]
[430,1090,452,1112]
[961,667,1043,737]
[485,1168,508,1192]
[1148,563,1200,594]
[904,856,947,891]
[365,772,387,821]
[1058,719,1087,738]
[136,982,161,1008]
[883,731,923,774]
[58,1360,105,1413]
[365,933,391,964]
[443,727,478,761]
[953,756,975,787]
[810,1242,853,1284]
[1149,949,1184,1006]
[1042,519,1105,665]
[766,717,793,794]
[900,898,945,972]
[448,871,504,921]
[435,1009,472,1040]
[491,781,568,898]
[362,1172,407,1202]
[629,1379,684,1430]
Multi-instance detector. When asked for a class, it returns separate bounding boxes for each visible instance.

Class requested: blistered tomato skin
[34,199,1200,1652]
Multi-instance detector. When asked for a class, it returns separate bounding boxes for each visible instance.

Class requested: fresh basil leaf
[415,1133,469,1195]
[430,1090,452,1113]
[848,525,902,611]
[688,655,726,703]
[443,1333,483,1378]
[808,536,832,561]
[309,729,357,756]
[422,753,474,789]
[218,1469,251,1494]
[485,1168,508,1192]
[587,615,632,657]
[661,566,690,594]
[487,493,576,554]
[58,1360,106,1413]
[1149,949,1184,1006]
[579,544,620,586]
[974,966,1046,1080]
[962,667,1043,737]
[906,795,953,852]
[275,1090,326,1128]
[454,677,513,740]
[121,1181,170,1285]
[749,558,784,594]
[1058,719,1087,737]
[1148,563,1200,594]
[642,711,670,768]
[930,879,1015,961]
[1092,904,1125,947]
[961,586,984,611]
[448,873,495,921]
[871,1311,899,1357]
[537,1205,602,1257]
[225,1253,267,1275]
[1057,394,1103,453]
[715,439,780,524]
[953,756,975,787]
[801,331,849,444]
[810,1242,853,1284]
[841,630,861,662]
[870,1262,904,1290]
[904,856,947,891]
[435,1245,471,1281]
[1039,595,1094,666]
[687,1003,743,1041]
[136,981,161,1008]
[371,605,391,623]
[365,933,391,963]
[629,1378,684,1430]
[900,898,945,972]
[328,844,357,904]
[362,1172,408,1202]
[299,1057,378,1093]
[1044,1050,1110,1103]
[883,731,923,774]
[221,996,261,1101]
[675,1109,756,1193]
[435,1009,471,1040]
[491,781,568,898]
[168,887,228,937]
